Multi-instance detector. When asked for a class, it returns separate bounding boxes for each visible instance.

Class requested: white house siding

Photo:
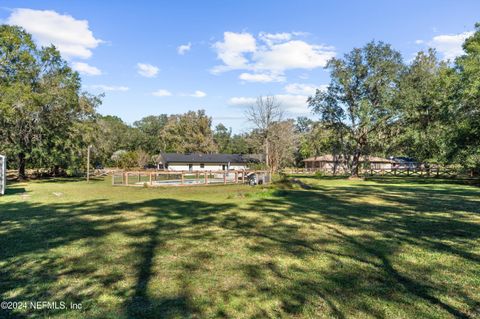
[370,162,393,170]
[167,163,249,171]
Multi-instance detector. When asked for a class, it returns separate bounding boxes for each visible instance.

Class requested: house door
[222,165,226,171]
[189,164,193,172]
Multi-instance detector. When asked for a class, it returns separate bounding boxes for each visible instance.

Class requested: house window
[189,164,193,172]
[200,163,204,169]
[222,165,226,171]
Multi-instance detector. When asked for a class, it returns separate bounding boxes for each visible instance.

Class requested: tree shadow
[235,178,480,318]
[1,178,479,318]
[0,192,234,318]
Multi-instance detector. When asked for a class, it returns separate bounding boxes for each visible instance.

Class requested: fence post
[125,173,128,185]
[407,168,410,176]
[181,172,184,185]
[112,173,114,185]
[205,172,208,184]
[149,173,152,186]
[235,171,238,183]
[224,171,227,184]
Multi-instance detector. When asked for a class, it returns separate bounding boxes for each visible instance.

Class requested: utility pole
[87,145,92,182]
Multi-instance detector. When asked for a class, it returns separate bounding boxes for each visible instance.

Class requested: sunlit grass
[0,176,479,318]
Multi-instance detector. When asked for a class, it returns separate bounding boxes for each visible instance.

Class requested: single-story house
[157,153,258,171]
[303,154,394,171]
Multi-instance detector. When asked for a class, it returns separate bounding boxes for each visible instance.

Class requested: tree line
[1,24,480,178]
[307,25,480,176]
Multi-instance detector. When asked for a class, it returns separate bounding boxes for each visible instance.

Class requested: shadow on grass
[238,179,480,318]
[0,193,234,318]
[1,178,479,318]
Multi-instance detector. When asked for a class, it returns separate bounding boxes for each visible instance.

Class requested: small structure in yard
[302,154,394,172]
[156,153,259,171]
[112,169,271,187]
[0,155,6,195]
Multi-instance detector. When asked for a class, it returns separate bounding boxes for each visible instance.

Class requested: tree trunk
[351,151,361,177]
[265,137,270,170]
[18,152,26,180]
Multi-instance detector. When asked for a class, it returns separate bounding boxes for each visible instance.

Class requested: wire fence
[112,170,271,187]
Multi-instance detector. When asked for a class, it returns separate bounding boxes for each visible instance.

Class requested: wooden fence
[284,167,475,179]
[363,167,463,178]
[112,170,271,187]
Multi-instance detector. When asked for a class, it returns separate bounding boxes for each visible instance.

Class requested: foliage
[213,123,232,153]
[0,25,99,178]
[391,49,453,163]
[308,42,404,175]
[448,23,480,171]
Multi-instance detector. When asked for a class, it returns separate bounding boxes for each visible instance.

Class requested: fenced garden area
[111,170,271,187]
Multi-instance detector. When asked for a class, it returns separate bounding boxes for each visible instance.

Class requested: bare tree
[269,120,298,171]
[245,96,284,170]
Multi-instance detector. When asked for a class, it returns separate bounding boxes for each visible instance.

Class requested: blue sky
[1,0,479,132]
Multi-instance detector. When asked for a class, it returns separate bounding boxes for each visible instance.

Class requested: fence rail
[284,167,477,179]
[111,170,271,187]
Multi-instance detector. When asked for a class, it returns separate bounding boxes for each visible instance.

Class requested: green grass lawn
[1,176,479,318]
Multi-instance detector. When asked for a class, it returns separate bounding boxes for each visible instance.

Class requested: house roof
[160,153,259,164]
[392,156,417,163]
[303,154,393,163]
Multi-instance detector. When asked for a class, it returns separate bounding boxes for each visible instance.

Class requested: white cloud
[228,94,310,114]
[284,83,326,95]
[212,31,335,82]
[258,32,293,45]
[415,40,424,44]
[177,42,191,55]
[72,62,101,75]
[211,32,257,73]
[191,90,207,98]
[137,63,159,77]
[6,8,101,60]
[254,40,334,72]
[239,72,285,83]
[90,85,129,92]
[152,89,172,97]
[275,94,310,114]
[427,31,474,60]
[228,97,257,106]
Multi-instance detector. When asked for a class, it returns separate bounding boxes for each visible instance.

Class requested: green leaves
[0,25,99,177]
[308,41,404,175]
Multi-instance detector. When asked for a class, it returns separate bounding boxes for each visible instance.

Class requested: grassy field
[0,176,479,318]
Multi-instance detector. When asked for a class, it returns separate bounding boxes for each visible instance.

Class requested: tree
[213,123,232,153]
[93,115,137,166]
[133,115,169,154]
[268,120,298,170]
[393,49,452,163]
[0,25,99,178]
[308,41,404,176]
[229,133,252,154]
[162,110,217,153]
[448,23,480,173]
[245,96,283,170]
